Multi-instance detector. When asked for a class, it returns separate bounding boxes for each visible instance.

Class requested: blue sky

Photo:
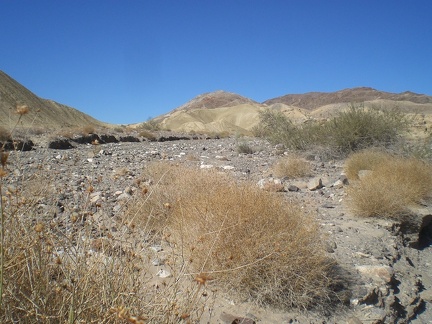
[1,1,431,124]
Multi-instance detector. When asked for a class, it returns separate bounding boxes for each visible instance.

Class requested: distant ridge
[173,90,259,111]
[0,70,107,129]
[153,87,432,134]
[263,87,432,110]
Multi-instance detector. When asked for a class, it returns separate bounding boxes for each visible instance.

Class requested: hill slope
[0,70,108,129]
[264,87,432,110]
[154,88,432,134]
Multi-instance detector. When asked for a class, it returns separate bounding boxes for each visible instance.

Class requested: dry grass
[139,130,156,141]
[346,153,432,218]
[0,160,214,322]
[344,149,393,180]
[80,125,96,135]
[273,155,312,178]
[0,126,11,142]
[237,142,254,154]
[125,163,334,310]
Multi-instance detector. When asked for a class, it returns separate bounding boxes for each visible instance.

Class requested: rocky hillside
[264,87,432,110]
[0,70,108,129]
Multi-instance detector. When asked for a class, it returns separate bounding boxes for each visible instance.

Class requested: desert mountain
[155,87,432,134]
[173,90,259,111]
[264,87,432,110]
[157,91,267,134]
[0,70,108,130]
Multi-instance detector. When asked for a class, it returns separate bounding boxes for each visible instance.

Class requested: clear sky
[1,1,431,124]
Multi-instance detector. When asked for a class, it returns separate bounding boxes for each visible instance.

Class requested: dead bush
[237,142,254,154]
[0,162,213,323]
[0,126,11,142]
[127,163,334,309]
[273,155,312,178]
[347,155,432,218]
[81,125,95,135]
[344,149,394,180]
[139,130,156,141]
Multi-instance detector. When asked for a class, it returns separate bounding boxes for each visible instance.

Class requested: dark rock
[100,134,119,143]
[287,185,300,192]
[1,140,34,151]
[157,135,190,142]
[397,205,432,248]
[48,139,75,150]
[72,134,103,144]
[119,135,140,143]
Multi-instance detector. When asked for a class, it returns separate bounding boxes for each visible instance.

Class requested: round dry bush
[347,157,432,217]
[344,149,394,180]
[273,155,312,178]
[133,163,334,309]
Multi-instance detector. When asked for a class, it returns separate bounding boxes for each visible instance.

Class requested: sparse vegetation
[139,130,156,141]
[81,125,96,135]
[125,163,335,309]
[139,119,160,131]
[256,104,410,157]
[0,160,214,323]
[273,155,312,178]
[346,150,432,218]
[0,126,11,142]
[344,149,393,180]
[113,126,125,133]
[237,142,255,154]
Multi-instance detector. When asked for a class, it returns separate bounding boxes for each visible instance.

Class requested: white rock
[156,269,172,278]
[222,166,235,170]
[355,265,394,284]
[150,245,163,252]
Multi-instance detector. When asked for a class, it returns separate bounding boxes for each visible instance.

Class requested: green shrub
[256,104,410,156]
[325,104,409,154]
[139,119,160,131]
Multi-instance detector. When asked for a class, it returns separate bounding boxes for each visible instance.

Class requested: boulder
[398,205,432,248]
[307,177,323,191]
[48,139,75,150]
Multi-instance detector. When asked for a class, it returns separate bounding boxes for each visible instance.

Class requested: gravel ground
[2,134,432,323]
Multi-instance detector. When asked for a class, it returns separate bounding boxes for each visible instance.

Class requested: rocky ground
[2,132,432,323]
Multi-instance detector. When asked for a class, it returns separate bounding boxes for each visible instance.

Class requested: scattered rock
[307,177,323,191]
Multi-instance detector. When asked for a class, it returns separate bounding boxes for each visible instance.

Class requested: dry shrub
[139,130,156,141]
[0,126,11,142]
[347,155,432,217]
[0,162,213,323]
[344,149,393,180]
[81,125,95,135]
[127,163,334,309]
[237,142,254,154]
[273,155,312,178]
